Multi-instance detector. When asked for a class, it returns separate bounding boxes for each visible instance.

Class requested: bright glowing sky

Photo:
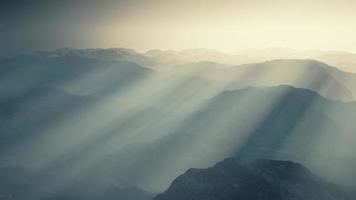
[1,0,356,55]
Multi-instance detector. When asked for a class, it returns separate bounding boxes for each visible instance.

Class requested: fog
[0,54,354,197]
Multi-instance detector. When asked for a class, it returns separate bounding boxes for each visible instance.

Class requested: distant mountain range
[32,48,152,66]
[0,48,356,199]
[2,48,356,101]
[145,47,356,73]
[166,59,356,101]
[10,47,356,73]
[155,158,356,200]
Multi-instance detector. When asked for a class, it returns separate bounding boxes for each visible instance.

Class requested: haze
[1,1,356,198]
[2,0,356,56]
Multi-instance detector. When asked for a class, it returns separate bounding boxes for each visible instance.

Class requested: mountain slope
[107,85,356,191]
[32,48,153,66]
[155,158,355,200]
[0,87,95,153]
[0,53,153,98]
[171,59,354,101]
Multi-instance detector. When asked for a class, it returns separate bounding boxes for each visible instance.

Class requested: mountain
[145,48,356,73]
[235,48,356,73]
[0,51,153,98]
[315,63,356,100]
[32,48,153,66]
[3,49,356,101]
[155,158,355,200]
[0,50,355,195]
[0,85,355,196]
[77,85,356,192]
[0,87,95,153]
[170,59,355,101]
[315,51,356,73]
[175,85,356,184]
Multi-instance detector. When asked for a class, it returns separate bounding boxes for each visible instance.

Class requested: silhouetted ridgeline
[155,158,356,200]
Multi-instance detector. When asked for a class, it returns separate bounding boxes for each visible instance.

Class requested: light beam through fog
[2,56,355,194]
[1,1,356,199]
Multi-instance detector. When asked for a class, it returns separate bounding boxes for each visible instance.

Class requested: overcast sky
[1,0,356,56]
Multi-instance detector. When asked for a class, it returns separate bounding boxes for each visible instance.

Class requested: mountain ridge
[155,158,355,200]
